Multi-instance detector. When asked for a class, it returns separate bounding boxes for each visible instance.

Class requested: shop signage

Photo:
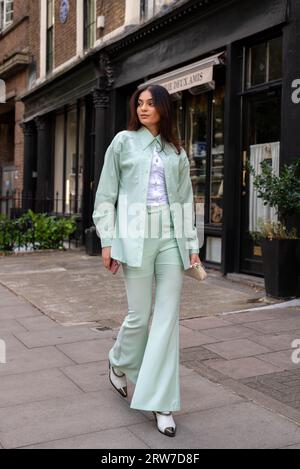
[139,52,225,94]
[160,67,213,94]
[253,245,262,257]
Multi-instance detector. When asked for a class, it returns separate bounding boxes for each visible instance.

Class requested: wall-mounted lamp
[97,16,105,29]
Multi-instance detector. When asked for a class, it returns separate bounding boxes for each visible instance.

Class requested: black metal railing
[0,190,83,219]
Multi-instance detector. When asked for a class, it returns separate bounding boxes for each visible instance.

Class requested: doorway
[240,89,281,275]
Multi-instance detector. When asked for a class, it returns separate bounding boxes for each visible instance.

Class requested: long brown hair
[127,84,181,155]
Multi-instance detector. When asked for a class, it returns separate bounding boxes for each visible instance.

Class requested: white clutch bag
[185,262,207,281]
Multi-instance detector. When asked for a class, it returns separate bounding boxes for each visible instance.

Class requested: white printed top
[146,141,169,206]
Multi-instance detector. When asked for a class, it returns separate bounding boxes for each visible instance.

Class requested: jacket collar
[137,125,174,156]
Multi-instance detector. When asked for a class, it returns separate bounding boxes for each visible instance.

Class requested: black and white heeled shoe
[108,359,127,398]
[152,411,176,437]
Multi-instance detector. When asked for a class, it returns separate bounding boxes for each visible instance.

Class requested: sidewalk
[0,249,272,327]
[1,253,300,448]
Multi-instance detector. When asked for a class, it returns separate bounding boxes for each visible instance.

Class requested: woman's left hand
[190,253,201,266]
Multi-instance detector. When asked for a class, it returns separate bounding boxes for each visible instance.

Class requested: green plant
[246,157,300,226]
[0,215,20,251]
[0,210,77,252]
[19,210,77,250]
[250,218,298,242]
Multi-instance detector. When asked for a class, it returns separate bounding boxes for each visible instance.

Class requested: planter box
[261,238,300,299]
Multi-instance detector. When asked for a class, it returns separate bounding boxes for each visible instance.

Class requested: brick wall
[97,0,125,39]
[54,0,76,68]
[0,1,31,194]
[28,0,40,80]
[0,0,29,65]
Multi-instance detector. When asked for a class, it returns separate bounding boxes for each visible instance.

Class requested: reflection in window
[54,105,85,215]
[54,113,64,214]
[172,92,184,144]
[0,0,14,32]
[210,86,225,225]
[141,0,175,20]
[247,37,282,88]
[46,0,54,74]
[84,0,96,49]
[186,93,208,205]
[78,105,85,213]
[269,37,282,82]
[250,43,266,86]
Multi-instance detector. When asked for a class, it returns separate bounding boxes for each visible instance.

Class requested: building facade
[4,0,300,277]
[0,0,32,214]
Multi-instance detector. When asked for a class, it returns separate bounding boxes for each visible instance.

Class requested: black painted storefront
[20,0,300,277]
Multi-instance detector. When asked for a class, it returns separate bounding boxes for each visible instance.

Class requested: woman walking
[93,84,200,437]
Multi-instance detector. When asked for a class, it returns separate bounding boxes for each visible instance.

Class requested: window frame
[46,0,55,74]
[141,0,175,21]
[245,35,283,90]
[0,0,14,32]
[84,0,96,50]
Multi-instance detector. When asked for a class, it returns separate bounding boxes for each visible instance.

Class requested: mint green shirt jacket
[92,125,200,270]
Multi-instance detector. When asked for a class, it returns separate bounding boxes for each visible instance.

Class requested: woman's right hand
[102,247,112,270]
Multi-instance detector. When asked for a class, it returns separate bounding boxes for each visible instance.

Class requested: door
[240,89,281,275]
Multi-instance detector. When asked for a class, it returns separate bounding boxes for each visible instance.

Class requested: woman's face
[137,90,160,128]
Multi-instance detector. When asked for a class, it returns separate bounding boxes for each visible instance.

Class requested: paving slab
[225,308,300,325]
[0,368,82,408]
[21,428,149,449]
[245,318,300,334]
[199,325,260,341]
[203,339,271,360]
[15,316,61,331]
[0,346,75,376]
[250,330,300,352]
[179,325,219,348]
[0,304,40,319]
[128,402,300,449]
[204,357,283,380]
[0,391,148,449]
[0,319,28,334]
[56,338,115,364]
[14,326,102,348]
[258,350,300,371]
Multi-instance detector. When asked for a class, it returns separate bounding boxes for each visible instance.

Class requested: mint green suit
[93,125,199,411]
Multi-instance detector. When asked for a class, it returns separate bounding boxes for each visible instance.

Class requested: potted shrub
[247,157,300,299]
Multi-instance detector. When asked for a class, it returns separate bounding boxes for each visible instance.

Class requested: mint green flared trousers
[108,203,185,412]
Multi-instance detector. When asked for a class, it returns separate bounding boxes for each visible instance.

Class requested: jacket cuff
[101,238,113,248]
[189,248,199,255]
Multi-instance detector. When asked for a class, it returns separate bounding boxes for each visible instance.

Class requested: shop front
[137,52,226,268]
[20,0,300,277]
[106,0,293,276]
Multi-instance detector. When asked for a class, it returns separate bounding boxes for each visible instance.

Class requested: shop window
[206,236,222,263]
[84,0,96,49]
[186,92,208,205]
[54,105,85,215]
[246,36,282,88]
[183,83,225,227]
[210,86,225,225]
[247,94,281,231]
[46,0,54,74]
[0,0,13,32]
